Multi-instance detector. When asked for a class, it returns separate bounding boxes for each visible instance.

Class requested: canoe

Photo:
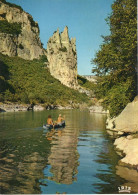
[43,120,65,130]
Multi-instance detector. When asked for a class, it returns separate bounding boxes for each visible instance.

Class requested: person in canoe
[57,114,65,124]
[47,115,54,128]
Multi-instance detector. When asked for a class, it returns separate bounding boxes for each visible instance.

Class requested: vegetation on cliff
[0,0,23,11]
[92,0,137,117]
[77,75,95,91]
[0,20,21,35]
[0,53,88,106]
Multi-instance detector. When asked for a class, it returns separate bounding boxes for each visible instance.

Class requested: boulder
[114,136,138,166]
[106,96,138,133]
[33,105,45,111]
[0,103,29,112]
[89,105,109,114]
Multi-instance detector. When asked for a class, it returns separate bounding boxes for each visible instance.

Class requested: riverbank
[0,102,88,112]
[106,96,138,169]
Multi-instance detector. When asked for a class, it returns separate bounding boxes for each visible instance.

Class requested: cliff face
[47,27,78,88]
[0,0,45,60]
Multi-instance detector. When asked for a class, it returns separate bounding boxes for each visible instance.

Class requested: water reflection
[0,130,50,194]
[93,137,125,194]
[1,110,132,194]
[0,151,43,193]
[45,127,79,184]
[116,165,138,193]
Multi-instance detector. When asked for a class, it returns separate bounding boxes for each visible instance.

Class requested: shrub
[0,53,89,105]
[77,75,95,91]
[59,47,67,52]
[0,20,21,35]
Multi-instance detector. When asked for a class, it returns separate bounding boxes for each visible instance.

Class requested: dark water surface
[0,109,137,194]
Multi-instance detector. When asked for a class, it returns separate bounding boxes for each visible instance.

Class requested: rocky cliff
[47,26,78,88]
[0,0,45,60]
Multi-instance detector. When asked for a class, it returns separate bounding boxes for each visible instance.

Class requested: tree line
[92,0,137,117]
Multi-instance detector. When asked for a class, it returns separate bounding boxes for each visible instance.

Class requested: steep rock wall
[0,0,45,60]
[47,27,78,88]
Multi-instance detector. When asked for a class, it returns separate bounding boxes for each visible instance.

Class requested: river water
[0,109,137,194]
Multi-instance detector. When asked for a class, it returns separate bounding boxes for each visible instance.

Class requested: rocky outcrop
[0,33,18,56]
[89,105,109,114]
[33,105,45,111]
[0,103,45,112]
[0,103,29,112]
[89,99,109,114]
[82,75,97,83]
[106,96,138,167]
[106,96,138,133]
[47,26,78,88]
[0,0,45,60]
[114,135,138,166]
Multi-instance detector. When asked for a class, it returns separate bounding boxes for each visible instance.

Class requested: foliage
[0,20,21,35]
[28,15,39,29]
[0,53,88,105]
[39,55,48,63]
[77,75,96,91]
[59,47,67,52]
[0,13,6,19]
[91,0,137,117]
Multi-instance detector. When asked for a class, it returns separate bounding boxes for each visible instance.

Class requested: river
[0,109,137,194]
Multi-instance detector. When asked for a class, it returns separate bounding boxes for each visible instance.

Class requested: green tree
[92,0,137,117]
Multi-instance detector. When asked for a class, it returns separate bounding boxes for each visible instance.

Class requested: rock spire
[47,26,78,88]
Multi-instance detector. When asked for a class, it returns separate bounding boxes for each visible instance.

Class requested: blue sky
[7,0,114,75]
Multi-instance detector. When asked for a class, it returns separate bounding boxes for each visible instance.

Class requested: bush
[59,47,67,52]
[77,75,95,91]
[0,53,89,105]
[0,20,21,35]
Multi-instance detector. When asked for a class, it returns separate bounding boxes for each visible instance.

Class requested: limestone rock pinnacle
[47,27,78,89]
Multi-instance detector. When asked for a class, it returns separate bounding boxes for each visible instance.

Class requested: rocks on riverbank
[89,105,109,114]
[0,103,62,112]
[114,135,138,167]
[0,102,87,112]
[0,103,30,112]
[106,96,138,168]
[89,99,109,114]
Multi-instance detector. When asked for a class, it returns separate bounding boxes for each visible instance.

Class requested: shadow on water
[93,127,138,194]
[116,165,138,193]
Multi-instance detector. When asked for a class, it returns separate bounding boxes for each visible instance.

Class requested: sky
[7,0,114,75]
